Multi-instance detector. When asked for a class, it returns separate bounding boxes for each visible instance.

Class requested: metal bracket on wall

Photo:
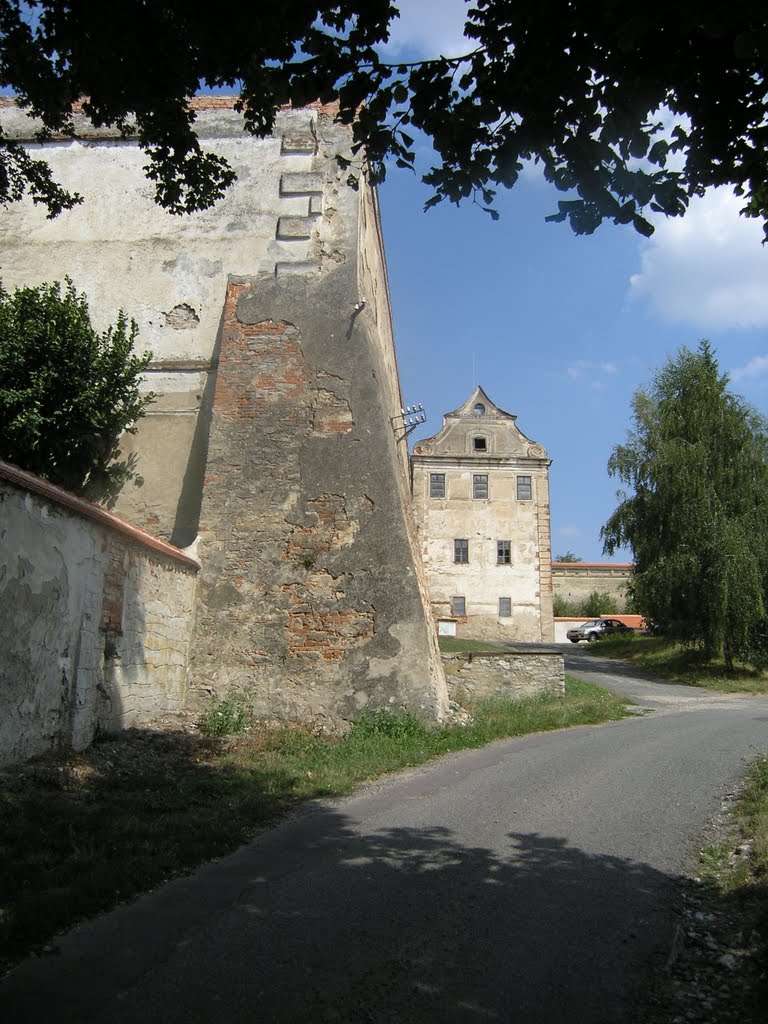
[391,404,426,443]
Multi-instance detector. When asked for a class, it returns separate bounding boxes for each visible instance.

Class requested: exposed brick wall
[189,268,448,725]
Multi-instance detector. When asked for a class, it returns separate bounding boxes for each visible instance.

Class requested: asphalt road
[4,650,768,1023]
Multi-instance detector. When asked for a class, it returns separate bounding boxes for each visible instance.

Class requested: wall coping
[552,562,633,569]
[0,461,200,570]
[442,644,563,659]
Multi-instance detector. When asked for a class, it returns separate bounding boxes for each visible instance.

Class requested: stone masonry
[0,99,448,730]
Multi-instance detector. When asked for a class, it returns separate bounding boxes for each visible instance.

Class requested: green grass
[438,636,506,653]
[579,633,768,693]
[0,677,627,970]
[738,754,768,880]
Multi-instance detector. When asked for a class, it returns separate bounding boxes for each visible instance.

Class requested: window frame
[473,436,487,451]
[451,596,466,617]
[429,472,446,498]
[498,597,512,618]
[516,474,532,501]
[497,540,511,565]
[453,538,469,564]
[472,473,489,500]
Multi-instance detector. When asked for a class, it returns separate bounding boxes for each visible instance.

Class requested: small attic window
[473,402,486,416]
[473,436,487,451]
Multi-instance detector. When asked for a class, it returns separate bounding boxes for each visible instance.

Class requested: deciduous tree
[0,2,766,239]
[601,342,768,669]
[0,279,153,495]
[555,551,583,563]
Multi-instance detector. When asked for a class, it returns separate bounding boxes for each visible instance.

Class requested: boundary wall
[0,462,199,766]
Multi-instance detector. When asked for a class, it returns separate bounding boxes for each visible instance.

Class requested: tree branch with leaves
[0,1,766,239]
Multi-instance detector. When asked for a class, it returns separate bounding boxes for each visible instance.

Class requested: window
[517,475,532,500]
[473,436,487,451]
[451,596,466,616]
[473,402,486,417]
[429,473,445,498]
[497,540,511,565]
[473,473,488,499]
[454,538,469,563]
[499,597,512,617]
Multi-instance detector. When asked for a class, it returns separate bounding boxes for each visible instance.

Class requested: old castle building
[0,97,449,741]
[411,387,554,642]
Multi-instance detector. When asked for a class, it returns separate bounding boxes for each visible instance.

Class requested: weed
[196,691,252,738]
[348,709,428,742]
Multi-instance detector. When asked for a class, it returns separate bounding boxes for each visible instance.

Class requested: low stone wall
[0,462,199,766]
[441,646,564,703]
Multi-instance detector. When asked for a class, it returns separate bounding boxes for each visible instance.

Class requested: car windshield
[581,620,603,628]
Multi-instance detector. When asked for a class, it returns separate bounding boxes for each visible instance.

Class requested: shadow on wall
[170,317,224,549]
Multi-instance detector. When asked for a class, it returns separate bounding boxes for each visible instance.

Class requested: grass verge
[438,636,506,653]
[0,677,627,971]
[577,634,768,693]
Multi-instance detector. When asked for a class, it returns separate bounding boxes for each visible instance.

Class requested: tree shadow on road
[1,805,732,1024]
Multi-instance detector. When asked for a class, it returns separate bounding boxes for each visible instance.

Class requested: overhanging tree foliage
[601,342,768,669]
[0,279,153,495]
[0,2,766,238]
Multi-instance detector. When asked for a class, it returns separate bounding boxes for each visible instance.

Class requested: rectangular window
[473,436,487,451]
[454,538,469,564]
[497,540,511,564]
[499,597,512,617]
[473,473,488,499]
[517,475,532,501]
[451,596,466,616]
[429,473,445,498]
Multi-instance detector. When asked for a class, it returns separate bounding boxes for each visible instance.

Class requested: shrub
[197,692,252,738]
[0,278,153,496]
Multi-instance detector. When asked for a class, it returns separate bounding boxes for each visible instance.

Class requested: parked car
[566,618,634,643]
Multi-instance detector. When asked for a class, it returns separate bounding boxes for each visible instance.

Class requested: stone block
[275,261,320,277]
[277,216,317,240]
[280,172,324,196]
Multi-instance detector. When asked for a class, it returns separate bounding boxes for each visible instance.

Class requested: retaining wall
[441,647,564,703]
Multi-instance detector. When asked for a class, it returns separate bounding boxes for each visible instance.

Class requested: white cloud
[731,354,768,384]
[567,360,618,386]
[559,526,581,537]
[381,0,470,61]
[628,188,768,329]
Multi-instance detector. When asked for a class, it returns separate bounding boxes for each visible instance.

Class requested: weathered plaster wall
[552,562,632,610]
[0,100,448,728]
[0,464,198,766]
[0,99,346,545]
[441,649,564,702]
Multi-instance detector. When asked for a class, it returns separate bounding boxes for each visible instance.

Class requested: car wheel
[569,638,580,643]
[587,633,598,643]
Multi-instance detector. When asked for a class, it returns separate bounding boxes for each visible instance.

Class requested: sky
[376,1,768,563]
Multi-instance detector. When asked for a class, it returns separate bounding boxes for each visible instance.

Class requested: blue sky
[377,1,768,562]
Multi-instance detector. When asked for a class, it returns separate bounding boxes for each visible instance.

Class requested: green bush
[0,278,153,496]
